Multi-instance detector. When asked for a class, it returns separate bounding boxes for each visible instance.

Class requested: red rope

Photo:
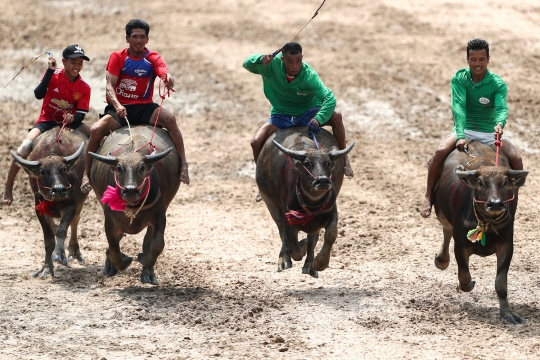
[135,76,175,154]
[495,132,502,166]
[44,111,70,154]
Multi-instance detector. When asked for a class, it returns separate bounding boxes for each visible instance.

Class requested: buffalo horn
[10,150,39,170]
[89,152,117,165]
[272,140,306,161]
[329,142,355,161]
[63,143,85,165]
[145,147,173,164]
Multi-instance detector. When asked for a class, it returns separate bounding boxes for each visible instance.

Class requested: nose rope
[301,165,332,181]
[467,199,507,246]
[113,168,149,192]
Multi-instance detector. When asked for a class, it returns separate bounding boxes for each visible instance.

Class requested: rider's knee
[329,111,343,126]
[17,139,33,158]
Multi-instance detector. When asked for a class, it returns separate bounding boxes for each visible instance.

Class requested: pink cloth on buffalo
[101,185,127,211]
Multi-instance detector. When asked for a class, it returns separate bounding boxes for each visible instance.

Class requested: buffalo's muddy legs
[314,215,338,271]
[302,233,320,278]
[276,224,307,272]
[495,240,524,324]
[105,232,133,277]
[137,223,164,285]
[454,244,475,292]
[435,227,452,270]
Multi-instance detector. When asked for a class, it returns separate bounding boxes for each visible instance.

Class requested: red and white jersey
[36,68,91,124]
[106,48,169,105]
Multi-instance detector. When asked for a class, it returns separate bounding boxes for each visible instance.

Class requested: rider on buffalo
[421,38,523,218]
[243,42,354,202]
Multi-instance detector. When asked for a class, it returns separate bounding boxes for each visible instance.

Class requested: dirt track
[1,0,540,359]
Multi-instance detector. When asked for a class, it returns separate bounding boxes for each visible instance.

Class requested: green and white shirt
[451,68,508,141]
[243,54,336,125]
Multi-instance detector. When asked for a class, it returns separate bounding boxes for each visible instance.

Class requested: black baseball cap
[62,44,90,61]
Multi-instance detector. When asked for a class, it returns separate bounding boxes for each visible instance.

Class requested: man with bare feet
[421,38,523,218]
[3,45,91,205]
[243,42,353,202]
[80,18,189,193]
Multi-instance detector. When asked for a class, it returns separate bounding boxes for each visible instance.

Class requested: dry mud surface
[1,0,540,359]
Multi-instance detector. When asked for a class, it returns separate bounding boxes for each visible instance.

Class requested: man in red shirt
[80,18,190,193]
[3,45,91,205]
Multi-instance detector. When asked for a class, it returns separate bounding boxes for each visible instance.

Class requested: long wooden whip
[271,0,327,57]
[3,51,54,89]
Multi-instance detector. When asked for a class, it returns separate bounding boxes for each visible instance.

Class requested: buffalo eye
[59,165,67,174]
[138,163,146,173]
[116,164,123,173]
[303,160,311,168]
[477,178,485,188]
[503,178,509,187]
[39,168,48,177]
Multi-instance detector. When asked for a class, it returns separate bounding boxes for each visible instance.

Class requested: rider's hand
[456,138,468,152]
[307,119,321,135]
[65,113,74,124]
[48,56,57,70]
[262,54,274,66]
[494,124,503,136]
[163,73,174,90]
[115,106,127,119]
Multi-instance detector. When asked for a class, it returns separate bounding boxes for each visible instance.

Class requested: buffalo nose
[50,184,66,195]
[487,199,503,208]
[314,176,331,187]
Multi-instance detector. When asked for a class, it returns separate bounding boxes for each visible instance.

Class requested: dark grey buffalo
[11,129,88,277]
[433,141,528,324]
[89,125,181,285]
[256,128,354,277]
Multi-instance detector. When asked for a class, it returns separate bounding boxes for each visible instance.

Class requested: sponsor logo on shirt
[134,69,148,77]
[117,79,139,99]
[51,98,73,109]
[297,92,307,96]
[53,88,59,93]
[479,97,490,106]
[73,93,82,101]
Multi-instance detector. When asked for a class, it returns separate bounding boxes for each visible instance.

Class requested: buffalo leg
[454,242,475,292]
[34,214,56,278]
[435,227,452,270]
[51,206,77,266]
[67,211,85,263]
[277,224,292,272]
[302,232,320,278]
[495,239,524,324]
[138,215,166,285]
[314,212,338,272]
[105,217,132,276]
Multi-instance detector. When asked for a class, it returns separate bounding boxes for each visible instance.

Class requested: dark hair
[467,38,489,58]
[126,18,150,37]
[282,42,302,56]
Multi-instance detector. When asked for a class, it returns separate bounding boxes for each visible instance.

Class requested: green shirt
[451,68,508,140]
[243,54,336,125]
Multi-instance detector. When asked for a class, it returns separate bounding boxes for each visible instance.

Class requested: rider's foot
[80,175,92,194]
[180,164,190,185]
[420,197,432,218]
[255,192,262,202]
[344,156,354,177]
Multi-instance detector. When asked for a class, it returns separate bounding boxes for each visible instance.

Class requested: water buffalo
[89,125,181,285]
[433,141,528,324]
[11,129,88,278]
[256,128,354,278]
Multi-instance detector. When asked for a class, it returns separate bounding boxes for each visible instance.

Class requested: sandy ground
[1,0,540,359]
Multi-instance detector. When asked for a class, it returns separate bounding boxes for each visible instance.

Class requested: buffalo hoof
[69,253,85,264]
[302,266,319,278]
[434,253,450,270]
[52,252,68,266]
[104,256,118,277]
[503,314,525,325]
[459,280,476,292]
[313,254,330,272]
[277,257,293,272]
[141,267,158,285]
[32,265,52,279]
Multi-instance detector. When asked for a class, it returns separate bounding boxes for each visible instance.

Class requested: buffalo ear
[455,168,478,188]
[508,170,528,188]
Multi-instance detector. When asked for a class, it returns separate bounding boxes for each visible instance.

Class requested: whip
[271,0,327,57]
[3,51,54,89]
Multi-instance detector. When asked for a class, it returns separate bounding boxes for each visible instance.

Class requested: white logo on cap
[74,45,84,55]
[479,97,489,105]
